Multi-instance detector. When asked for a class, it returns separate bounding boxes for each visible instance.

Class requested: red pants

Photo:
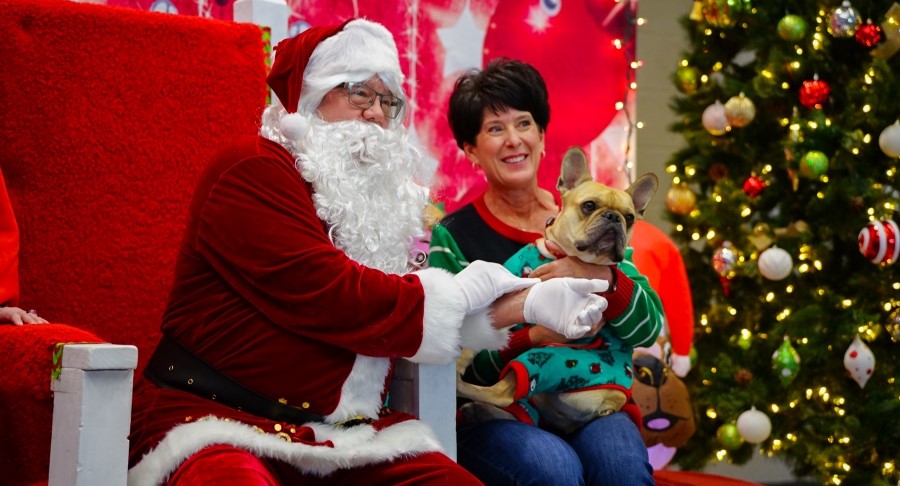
[167,444,482,486]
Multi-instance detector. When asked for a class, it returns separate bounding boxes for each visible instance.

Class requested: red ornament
[743,175,766,198]
[799,79,831,108]
[858,219,900,266]
[855,23,883,47]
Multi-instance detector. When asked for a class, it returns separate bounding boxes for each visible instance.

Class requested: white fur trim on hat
[297,19,406,120]
[279,112,311,141]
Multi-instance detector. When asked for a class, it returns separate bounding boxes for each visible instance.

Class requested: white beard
[266,116,428,275]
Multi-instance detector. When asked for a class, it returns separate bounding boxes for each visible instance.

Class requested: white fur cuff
[459,308,509,351]
[408,268,466,364]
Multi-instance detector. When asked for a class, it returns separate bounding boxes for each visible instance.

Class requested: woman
[430,58,661,485]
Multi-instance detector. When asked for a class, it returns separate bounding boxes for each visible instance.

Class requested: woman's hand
[529,318,606,345]
[528,256,613,281]
[0,306,49,325]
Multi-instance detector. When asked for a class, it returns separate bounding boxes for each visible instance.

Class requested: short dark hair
[447,58,550,150]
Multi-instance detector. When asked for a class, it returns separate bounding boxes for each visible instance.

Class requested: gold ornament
[690,1,705,22]
[871,3,900,59]
[724,92,756,128]
[748,223,774,250]
[666,184,697,215]
[701,0,748,29]
[886,308,900,343]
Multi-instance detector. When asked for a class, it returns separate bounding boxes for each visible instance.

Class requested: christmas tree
[664,1,900,484]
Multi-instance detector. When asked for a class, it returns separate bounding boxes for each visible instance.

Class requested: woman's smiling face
[464,107,545,190]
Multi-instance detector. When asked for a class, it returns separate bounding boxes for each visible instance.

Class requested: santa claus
[127,18,606,485]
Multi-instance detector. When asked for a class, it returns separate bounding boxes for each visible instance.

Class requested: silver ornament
[829,1,861,38]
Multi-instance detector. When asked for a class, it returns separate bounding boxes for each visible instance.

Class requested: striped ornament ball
[858,219,899,266]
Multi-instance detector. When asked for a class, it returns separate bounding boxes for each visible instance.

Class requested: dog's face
[545,147,658,265]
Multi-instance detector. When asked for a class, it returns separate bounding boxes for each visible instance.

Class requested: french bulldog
[456,147,658,434]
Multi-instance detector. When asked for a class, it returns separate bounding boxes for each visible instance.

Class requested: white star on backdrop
[436,2,486,78]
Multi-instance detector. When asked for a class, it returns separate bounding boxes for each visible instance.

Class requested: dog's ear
[557,147,593,195]
[627,173,658,217]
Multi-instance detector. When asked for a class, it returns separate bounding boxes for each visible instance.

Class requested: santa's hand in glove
[524,278,609,339]
[453,260,540,314]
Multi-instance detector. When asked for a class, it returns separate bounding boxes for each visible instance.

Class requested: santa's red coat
[128,137,504,485]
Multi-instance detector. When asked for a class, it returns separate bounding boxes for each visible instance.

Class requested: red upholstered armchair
[0,1,268,483]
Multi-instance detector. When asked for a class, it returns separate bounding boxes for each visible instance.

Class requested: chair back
[0,0,268,482]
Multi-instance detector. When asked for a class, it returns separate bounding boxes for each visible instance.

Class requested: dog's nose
[603,212,620,223]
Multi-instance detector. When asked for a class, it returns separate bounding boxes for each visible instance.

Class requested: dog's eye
[545,216,556,227]
[624,214,635,225]
[580,201,596,215]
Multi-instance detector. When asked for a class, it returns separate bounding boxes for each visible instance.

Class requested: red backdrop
[103,0,639,213]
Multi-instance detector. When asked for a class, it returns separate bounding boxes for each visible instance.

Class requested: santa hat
[266,19,406,140]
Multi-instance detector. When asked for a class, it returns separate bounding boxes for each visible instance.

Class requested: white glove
[524,278,609,339]
[454,260,540,314]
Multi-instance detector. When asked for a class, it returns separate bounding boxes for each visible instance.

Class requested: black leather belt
[144,335,325,425]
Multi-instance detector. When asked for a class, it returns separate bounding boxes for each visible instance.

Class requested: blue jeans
[457,412,654,486]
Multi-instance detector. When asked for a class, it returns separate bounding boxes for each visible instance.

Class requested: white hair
[261,112,428,274]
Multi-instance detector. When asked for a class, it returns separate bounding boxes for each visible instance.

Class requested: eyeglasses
[337,82,404,119]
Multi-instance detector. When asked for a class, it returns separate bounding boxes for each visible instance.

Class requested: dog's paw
[460,401,517,424]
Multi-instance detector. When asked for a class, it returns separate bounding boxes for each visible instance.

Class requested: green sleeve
[606,248,665,348]
[427,224,468,274]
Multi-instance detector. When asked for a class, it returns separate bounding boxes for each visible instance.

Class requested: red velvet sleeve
[0,169,19,307]
[192,146,425,358]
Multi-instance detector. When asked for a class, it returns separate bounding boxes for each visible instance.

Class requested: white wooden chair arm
[49,344,138,486]
[391,360,457,461]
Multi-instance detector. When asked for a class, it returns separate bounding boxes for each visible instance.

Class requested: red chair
[0,1,268,483]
